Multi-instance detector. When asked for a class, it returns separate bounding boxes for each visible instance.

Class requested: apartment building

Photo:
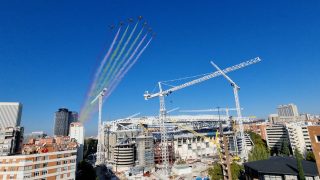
[286,123,313,156]
[0,148,77,180]
[0,126,24,156]
[265,124,289,151]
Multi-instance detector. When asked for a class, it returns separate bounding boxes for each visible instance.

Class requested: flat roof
[244,156,318,176]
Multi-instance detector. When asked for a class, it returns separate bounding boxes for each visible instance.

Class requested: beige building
[0,149,77,180]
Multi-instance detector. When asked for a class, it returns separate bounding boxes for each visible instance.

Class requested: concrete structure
[276,103,300,123]
[0,149,77,180]
[265,124,289,152]
[69,122,84,162]
[278,104,299,117]
[173,134,217,160]
[308,126,320,175]
[136,135,154,170]
[0,102,23,129]
[0,126,24,156]
[54,108,78,136]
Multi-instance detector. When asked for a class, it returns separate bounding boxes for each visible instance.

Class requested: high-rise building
[69,111,78,123]
[69,122,84,162]
[54,108,78,136]
[265,124,289,152]
[0,102,23,129]
[277,104,299,117]
[54,108,70,136]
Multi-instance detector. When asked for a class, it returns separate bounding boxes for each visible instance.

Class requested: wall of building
[308,126,320,174]
[266,124,289,152]
[0,102,22,129]
[0,149,77,180]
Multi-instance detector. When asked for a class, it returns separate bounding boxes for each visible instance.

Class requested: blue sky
[0,0,319,136]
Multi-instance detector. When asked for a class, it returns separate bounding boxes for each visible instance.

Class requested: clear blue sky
[1,0,319,136]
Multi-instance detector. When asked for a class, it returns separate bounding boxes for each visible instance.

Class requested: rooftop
[244,156,318,177]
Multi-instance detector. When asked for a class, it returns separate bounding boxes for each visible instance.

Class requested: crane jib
[144,57,261,99]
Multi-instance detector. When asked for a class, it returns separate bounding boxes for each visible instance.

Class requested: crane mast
[211,61,248,160]
[91,88,107,165]
[158,82,169,176]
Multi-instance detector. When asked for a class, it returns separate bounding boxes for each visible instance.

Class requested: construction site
[93,57,262,179]
[81,17,263,179]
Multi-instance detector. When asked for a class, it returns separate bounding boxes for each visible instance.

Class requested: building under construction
[100,114,250,174]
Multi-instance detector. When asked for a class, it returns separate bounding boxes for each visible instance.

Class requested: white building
[286,123,312,156]
[69,122,84,162]
[277,104,299,117]
[0,102,23,129]
[0,149,77,180]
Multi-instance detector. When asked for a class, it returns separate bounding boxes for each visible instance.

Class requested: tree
[231,162,244,180]
[76,161,96,180]
[208,163,223,180]
[280,140,290,156]
[306,151,315,162]
[248,144,269,162]
[84,138,98,159]
[294,148,305,180]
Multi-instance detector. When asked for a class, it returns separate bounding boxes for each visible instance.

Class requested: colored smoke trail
[79,27,122,121]
[105,25,144,90]
[79,17,154,123]
[94,24,130,95]
[97,32,149,93]
[105,36,153,99]
[100,22,141,93]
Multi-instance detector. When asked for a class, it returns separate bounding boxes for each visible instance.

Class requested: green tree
[84,138,98,159]
[208,163,223,180]
[280,140,290,156]
[76,161,96,180]
[231,162,244,180]
[294,148,305,180]
[306,151,315,162]
[248,144,269,162]
[248,131,267,148]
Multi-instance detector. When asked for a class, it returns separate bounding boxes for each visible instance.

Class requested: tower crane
[91,88,107,165]
[143,57,261,175]
[210,61,248,160]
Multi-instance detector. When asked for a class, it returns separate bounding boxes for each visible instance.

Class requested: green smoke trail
[94,24,130,95]
[80,25,129,123]
[97,26,145,92]
[105,36,153,99]
[99,22,140,93]
[79,27,122,122]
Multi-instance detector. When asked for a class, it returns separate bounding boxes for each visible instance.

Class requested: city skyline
[1,0,319,135]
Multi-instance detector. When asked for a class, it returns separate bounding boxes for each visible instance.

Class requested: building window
[35,164,41,169]
[41,170,47,175]
[35,157,41,161]
[43,163,48,167]
[9,175,14,179]
[34,171,40,176]
[188,144,192,150]
[63,160,68,164]
[316,135,320,142]
[70,159,75,163]
[57,161,61,165]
